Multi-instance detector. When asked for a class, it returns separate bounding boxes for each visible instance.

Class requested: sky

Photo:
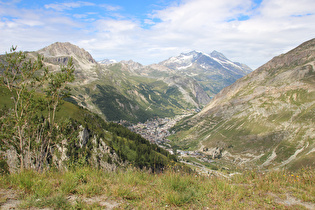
[0,0,314,69]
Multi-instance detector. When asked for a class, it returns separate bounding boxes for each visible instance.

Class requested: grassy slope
[0,166,314,209]
[71,63,196,123]
[169,88,315,170]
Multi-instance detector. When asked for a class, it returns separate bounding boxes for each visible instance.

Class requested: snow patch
[177,63,192,70]
[212,57,242,70]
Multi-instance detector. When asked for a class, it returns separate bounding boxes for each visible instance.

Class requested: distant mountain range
[30,42,251,122]
[99,50,252,98]
[170,38,315,170]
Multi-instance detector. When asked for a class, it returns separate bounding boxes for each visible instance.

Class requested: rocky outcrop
[202,147,223,159]
[1,149,19,173]
[53,126,123,171]
[91,137,120,171]
[2,126,122,173]
[79,126,90,148]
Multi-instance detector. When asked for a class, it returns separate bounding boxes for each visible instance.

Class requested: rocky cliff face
[2,125,122,173]
[171,38,315,170]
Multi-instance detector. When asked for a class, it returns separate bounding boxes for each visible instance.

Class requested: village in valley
[126,116,183,151]
[119,113,222,175]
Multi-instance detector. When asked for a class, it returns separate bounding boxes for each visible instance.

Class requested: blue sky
[0,0,314,69]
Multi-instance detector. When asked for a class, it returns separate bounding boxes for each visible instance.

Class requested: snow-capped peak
[98,59,117,64]
[159,50,252,75]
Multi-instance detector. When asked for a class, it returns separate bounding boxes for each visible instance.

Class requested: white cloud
[0,0,314,69]
[259,0,315,18]
[0,4,85,53]
[94,19,139,33]
[137,0,315,68]
[77,19,145,61]
[73,14,88,19]
[100,4,122,12]
[44,1,95,11]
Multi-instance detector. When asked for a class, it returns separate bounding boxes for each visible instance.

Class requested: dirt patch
[0,189,121,209]
[271,193,315,209]
[67,195,121,209]
[0,189,22,209]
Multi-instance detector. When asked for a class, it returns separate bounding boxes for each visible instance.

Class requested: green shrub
[0,156,9,174]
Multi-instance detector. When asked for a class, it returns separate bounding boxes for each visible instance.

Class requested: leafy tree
[0,47,47,171]
[0,47,75,171]
[37,56,75,169]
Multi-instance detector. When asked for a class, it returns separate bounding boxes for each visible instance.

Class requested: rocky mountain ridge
[99,50,252,98]
[160,50,251,74]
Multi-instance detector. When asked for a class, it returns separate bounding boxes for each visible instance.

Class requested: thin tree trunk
[17,126,24,172]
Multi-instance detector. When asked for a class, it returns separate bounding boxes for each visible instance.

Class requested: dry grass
[0,166,314,209]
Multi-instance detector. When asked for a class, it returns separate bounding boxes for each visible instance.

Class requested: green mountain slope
[170,38,315,170]
[69,63,194,122]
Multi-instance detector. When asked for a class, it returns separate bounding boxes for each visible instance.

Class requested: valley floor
[126,114,193,152]
[0,166,314,209]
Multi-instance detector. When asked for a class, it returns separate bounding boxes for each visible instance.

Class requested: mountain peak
[38,42,96,63]
[157,50,252,97]
[210,50,228,61]
[160,50,251,73]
